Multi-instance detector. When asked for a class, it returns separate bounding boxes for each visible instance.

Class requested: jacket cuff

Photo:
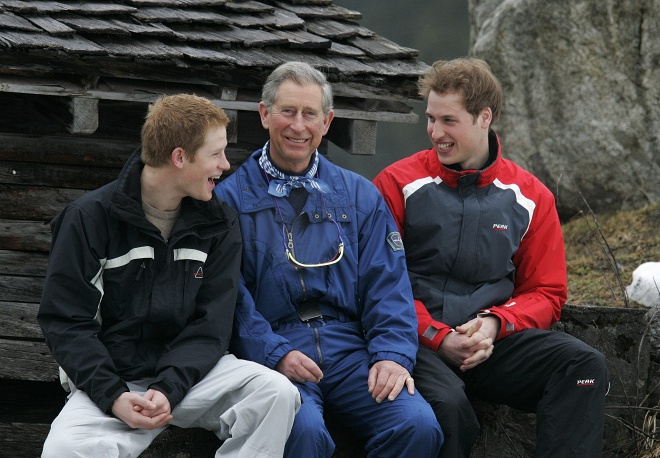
[149,378,180,410]
[419,322,453,352]
[370,351,414,373]
[98,380,130,415]
[478,309,513,340]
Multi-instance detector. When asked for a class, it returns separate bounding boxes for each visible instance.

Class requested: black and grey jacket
[38,150,242,414]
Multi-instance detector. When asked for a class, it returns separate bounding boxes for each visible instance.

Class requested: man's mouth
[437,142,454,151]
[287,137,307,144]
[209,176,221,185]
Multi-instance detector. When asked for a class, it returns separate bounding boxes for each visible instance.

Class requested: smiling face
[180,125,230,201]
[425,90,492,170]
[259,80,334,174]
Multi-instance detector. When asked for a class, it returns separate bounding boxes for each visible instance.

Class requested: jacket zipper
[288,215,322,365]
[183,259,190,314]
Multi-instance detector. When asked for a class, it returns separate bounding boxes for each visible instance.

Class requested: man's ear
[322,110,335,135]
[171,147,186,169]
[480,107,493,129]
[258,102,270,129]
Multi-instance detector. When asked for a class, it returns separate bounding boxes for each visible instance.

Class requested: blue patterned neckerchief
[258,142,332,197]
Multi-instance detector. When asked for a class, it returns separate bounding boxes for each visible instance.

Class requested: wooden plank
[271,28,331,49]
[275,2,361,20]
[0,133,134,167]
[0,250,49,275]
[362,58,430,77]
[0,220,52,252]
[304,18,360,40]
[0,29,106,54]
[0,160,118,189]
[0,301,42,340]
[0,422,51,458]
[0,339,58,382]
[270,9,305,29]
[2,1,136,15]
[57,14,132,35]
[0,185,84,220]
[22,14,74,34]
[0,275,44,303]
[328,41,364,58]
[67,97,99,134]
[132,6,231,24]
[0,10,40,31]
[108,18,177,37]
[326,119,377,156]
[348,36,419,59]
[90,36,182,59]
[223,1,273,14]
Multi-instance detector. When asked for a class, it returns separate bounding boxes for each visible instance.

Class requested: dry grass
[563,202,660,307]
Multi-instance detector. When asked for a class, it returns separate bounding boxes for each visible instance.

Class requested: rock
[468,0,660,220]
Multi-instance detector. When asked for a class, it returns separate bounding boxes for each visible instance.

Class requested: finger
[374,375,397,403]
[293,366,320,384]
[133,396,157,410]
[300,358,323,381]
[140,412,172,430]
[367,367,378,394]
[460,347,494,371]
[405,376,415,395]
[387,373,412,401]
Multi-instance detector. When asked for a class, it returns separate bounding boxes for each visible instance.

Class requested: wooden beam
[0,133,135,167]
[0,422,51,457]
[326,118,377,156]
[0,249,48,275]
[67,97,99,134]
[0,221,52,252]
[0,75,418,123]
[0,275,44,304]
[0,185,84,220]
[0,301,41,341]
[0,339,58,382]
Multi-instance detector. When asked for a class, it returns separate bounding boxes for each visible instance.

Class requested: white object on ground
[626,262,660,307]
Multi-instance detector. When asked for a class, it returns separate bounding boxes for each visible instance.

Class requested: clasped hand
[111,389,173,430]
[438,316,499,372]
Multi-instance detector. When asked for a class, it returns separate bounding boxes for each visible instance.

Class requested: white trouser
[42,354,301,458]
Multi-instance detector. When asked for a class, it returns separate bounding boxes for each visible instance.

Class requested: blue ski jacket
[215,149,419,373]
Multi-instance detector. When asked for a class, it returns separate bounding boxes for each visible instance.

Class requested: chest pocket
[102,246,155,319]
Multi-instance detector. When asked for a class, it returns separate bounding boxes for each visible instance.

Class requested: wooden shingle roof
[0,0,429,155]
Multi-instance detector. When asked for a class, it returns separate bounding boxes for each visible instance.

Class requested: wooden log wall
[0,95,262,456]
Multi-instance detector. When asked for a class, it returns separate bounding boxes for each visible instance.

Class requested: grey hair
[261,61,334,115]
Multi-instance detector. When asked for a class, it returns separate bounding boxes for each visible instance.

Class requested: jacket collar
[109,148,229,236]
[426,130,503,188]
[233,149,348,214]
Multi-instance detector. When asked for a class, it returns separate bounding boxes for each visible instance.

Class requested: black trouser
[413,329,608,458]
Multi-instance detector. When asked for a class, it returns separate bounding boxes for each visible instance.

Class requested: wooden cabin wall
[0,93,263,456]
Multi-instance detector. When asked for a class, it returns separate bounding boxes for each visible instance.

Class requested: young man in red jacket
[373,58,608,458]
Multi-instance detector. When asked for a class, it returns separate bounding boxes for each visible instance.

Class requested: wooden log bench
[0,132,367,457]
[1,132,656,457]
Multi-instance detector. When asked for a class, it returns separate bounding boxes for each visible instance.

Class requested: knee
[254,370,301,410]
[408,406,444,448]
[371,402,444,457]
[42,434,64,458]
[42,434,90,458]
[571,344,609,380]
